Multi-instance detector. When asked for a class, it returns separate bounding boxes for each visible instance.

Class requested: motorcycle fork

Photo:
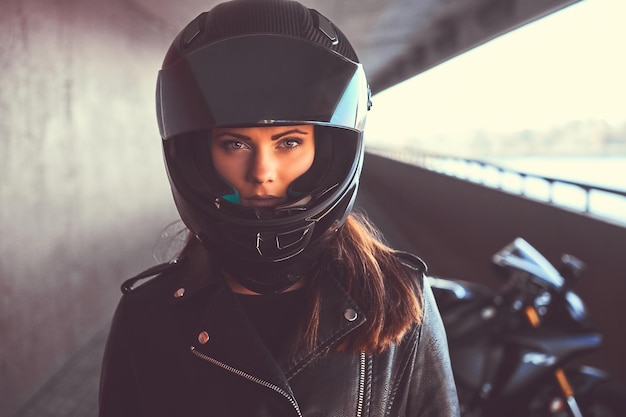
[524,306,584,417]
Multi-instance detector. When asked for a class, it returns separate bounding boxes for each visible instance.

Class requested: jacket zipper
[190,346,303,417]
[191,346,366,417]
[357,351,366,417]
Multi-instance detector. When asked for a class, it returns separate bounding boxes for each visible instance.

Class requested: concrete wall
[0,1,179,415]
[358,153,626,385]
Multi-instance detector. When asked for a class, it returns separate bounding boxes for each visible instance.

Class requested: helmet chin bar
[185,176,359,294]
[197,232,322,294]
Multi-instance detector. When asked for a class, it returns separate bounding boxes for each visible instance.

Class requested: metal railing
[367,147,626,226]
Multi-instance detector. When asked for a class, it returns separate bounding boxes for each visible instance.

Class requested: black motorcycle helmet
[157,0,371,293]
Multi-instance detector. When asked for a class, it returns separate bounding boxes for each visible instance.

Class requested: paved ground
[11,327,108,417]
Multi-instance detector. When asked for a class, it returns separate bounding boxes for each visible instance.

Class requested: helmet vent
[181,12,206,48]
[313,10,339,45]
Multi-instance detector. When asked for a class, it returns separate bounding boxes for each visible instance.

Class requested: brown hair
[300,211,423,354]
[174,211,423,354]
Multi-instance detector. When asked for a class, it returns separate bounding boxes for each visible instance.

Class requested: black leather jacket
[99,247,459,416]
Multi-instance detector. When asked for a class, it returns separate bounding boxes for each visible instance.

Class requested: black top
[236,289,308,359]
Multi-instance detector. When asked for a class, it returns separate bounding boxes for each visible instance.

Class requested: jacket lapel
[189,283,292,394]
[171,244,366,394]
[284,272,367,379]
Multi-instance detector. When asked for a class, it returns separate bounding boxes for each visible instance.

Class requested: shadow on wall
[0,0,180,415]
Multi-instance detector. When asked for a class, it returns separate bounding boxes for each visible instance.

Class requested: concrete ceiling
[131,0,579,94]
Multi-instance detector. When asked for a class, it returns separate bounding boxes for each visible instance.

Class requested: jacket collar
[283,271,366,379]
[175,246,366,388]
[171,243,222,300]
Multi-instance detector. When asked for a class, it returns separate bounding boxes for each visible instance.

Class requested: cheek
[296,153,315,178]
[212,151,243,185]
[287,144,315,180]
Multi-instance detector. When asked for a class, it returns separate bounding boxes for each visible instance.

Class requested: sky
[365,0,626,142]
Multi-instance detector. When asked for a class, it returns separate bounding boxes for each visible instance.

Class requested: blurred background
[367,0,626,224]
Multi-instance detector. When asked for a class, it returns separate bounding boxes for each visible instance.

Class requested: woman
[99,0,460,415]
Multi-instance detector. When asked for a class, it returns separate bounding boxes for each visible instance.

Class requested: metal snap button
[198,331,210,344]
[174,288,185,298]
[344,308,358,322]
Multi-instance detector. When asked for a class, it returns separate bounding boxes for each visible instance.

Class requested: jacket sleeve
[99,298,143,417]
[407,276,460,416]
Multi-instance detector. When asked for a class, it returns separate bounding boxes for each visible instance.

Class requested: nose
[247,149,276,185]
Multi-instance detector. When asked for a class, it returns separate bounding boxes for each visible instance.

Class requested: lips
[241,196,287,208]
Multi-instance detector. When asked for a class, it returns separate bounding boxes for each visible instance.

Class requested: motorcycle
[429,237,626,417]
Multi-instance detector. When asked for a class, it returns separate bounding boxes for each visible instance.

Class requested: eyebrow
[214,132,250,141]
[214,128,310,142]
[271,128,310,141]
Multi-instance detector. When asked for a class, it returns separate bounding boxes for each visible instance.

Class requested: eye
[221,140,249,151]
[278,138,303,149]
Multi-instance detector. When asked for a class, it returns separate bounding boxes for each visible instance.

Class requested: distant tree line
[394,119,626,158]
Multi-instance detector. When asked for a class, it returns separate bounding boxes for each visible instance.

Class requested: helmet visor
[157,34,368,139]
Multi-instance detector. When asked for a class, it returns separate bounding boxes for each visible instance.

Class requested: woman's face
[211,125,315,208]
